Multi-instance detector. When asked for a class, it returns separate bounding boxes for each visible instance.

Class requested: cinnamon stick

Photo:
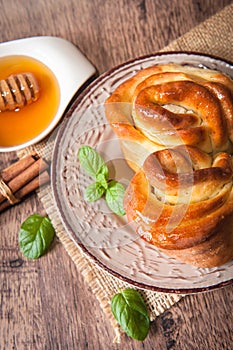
[0,170,50,213]
[1,154,37,183]
[0,158,49,204]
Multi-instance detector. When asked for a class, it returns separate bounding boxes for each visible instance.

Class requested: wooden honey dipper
[0,72,40,112]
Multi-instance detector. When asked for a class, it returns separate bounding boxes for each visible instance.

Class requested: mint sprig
[78,145,125,216]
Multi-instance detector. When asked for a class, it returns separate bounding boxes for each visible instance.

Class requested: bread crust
[105,63,233,267]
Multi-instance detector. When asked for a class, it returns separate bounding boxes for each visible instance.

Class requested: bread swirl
[105,63,233,267]
[105,63,233,171]
[124,146,233,267]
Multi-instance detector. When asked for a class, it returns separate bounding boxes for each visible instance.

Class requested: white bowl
[0,36,96,152]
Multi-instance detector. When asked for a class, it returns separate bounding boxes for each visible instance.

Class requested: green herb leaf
[78,145,109,180]
[96,173,108,190]
[84,182,105,202]
[19,214,55,259]
[105,181,125,216]
[78,146,126,216]
[111,288,150,341]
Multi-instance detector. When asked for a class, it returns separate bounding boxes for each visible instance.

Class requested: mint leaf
[111,288,150,341]
[19,214,55,259]
[105,181,125,216]
[78,146,126,216]
[84,182,105,202]
[78,146,109,180]
[96,173,108,190]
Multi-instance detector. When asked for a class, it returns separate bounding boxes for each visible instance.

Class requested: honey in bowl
[0,55,60,147]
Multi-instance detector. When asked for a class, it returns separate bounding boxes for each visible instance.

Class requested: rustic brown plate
[51,52,233,293]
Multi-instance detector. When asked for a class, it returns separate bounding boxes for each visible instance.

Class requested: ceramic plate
[51,52,233,293]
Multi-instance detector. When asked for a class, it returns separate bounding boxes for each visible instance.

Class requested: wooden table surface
[1,1,233,349]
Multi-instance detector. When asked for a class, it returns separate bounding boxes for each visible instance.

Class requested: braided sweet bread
[105,63,233,171]
[105,63,233,267]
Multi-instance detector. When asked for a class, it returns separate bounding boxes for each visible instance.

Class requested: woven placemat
[17,3,233,343]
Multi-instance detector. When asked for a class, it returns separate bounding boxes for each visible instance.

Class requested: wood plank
[0,0,233,349]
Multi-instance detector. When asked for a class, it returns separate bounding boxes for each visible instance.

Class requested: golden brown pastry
[124,146,233,267]
[105,63,233,267]
[105,63,233,171]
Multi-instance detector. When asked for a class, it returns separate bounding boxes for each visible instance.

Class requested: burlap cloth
[17,4,233,342]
